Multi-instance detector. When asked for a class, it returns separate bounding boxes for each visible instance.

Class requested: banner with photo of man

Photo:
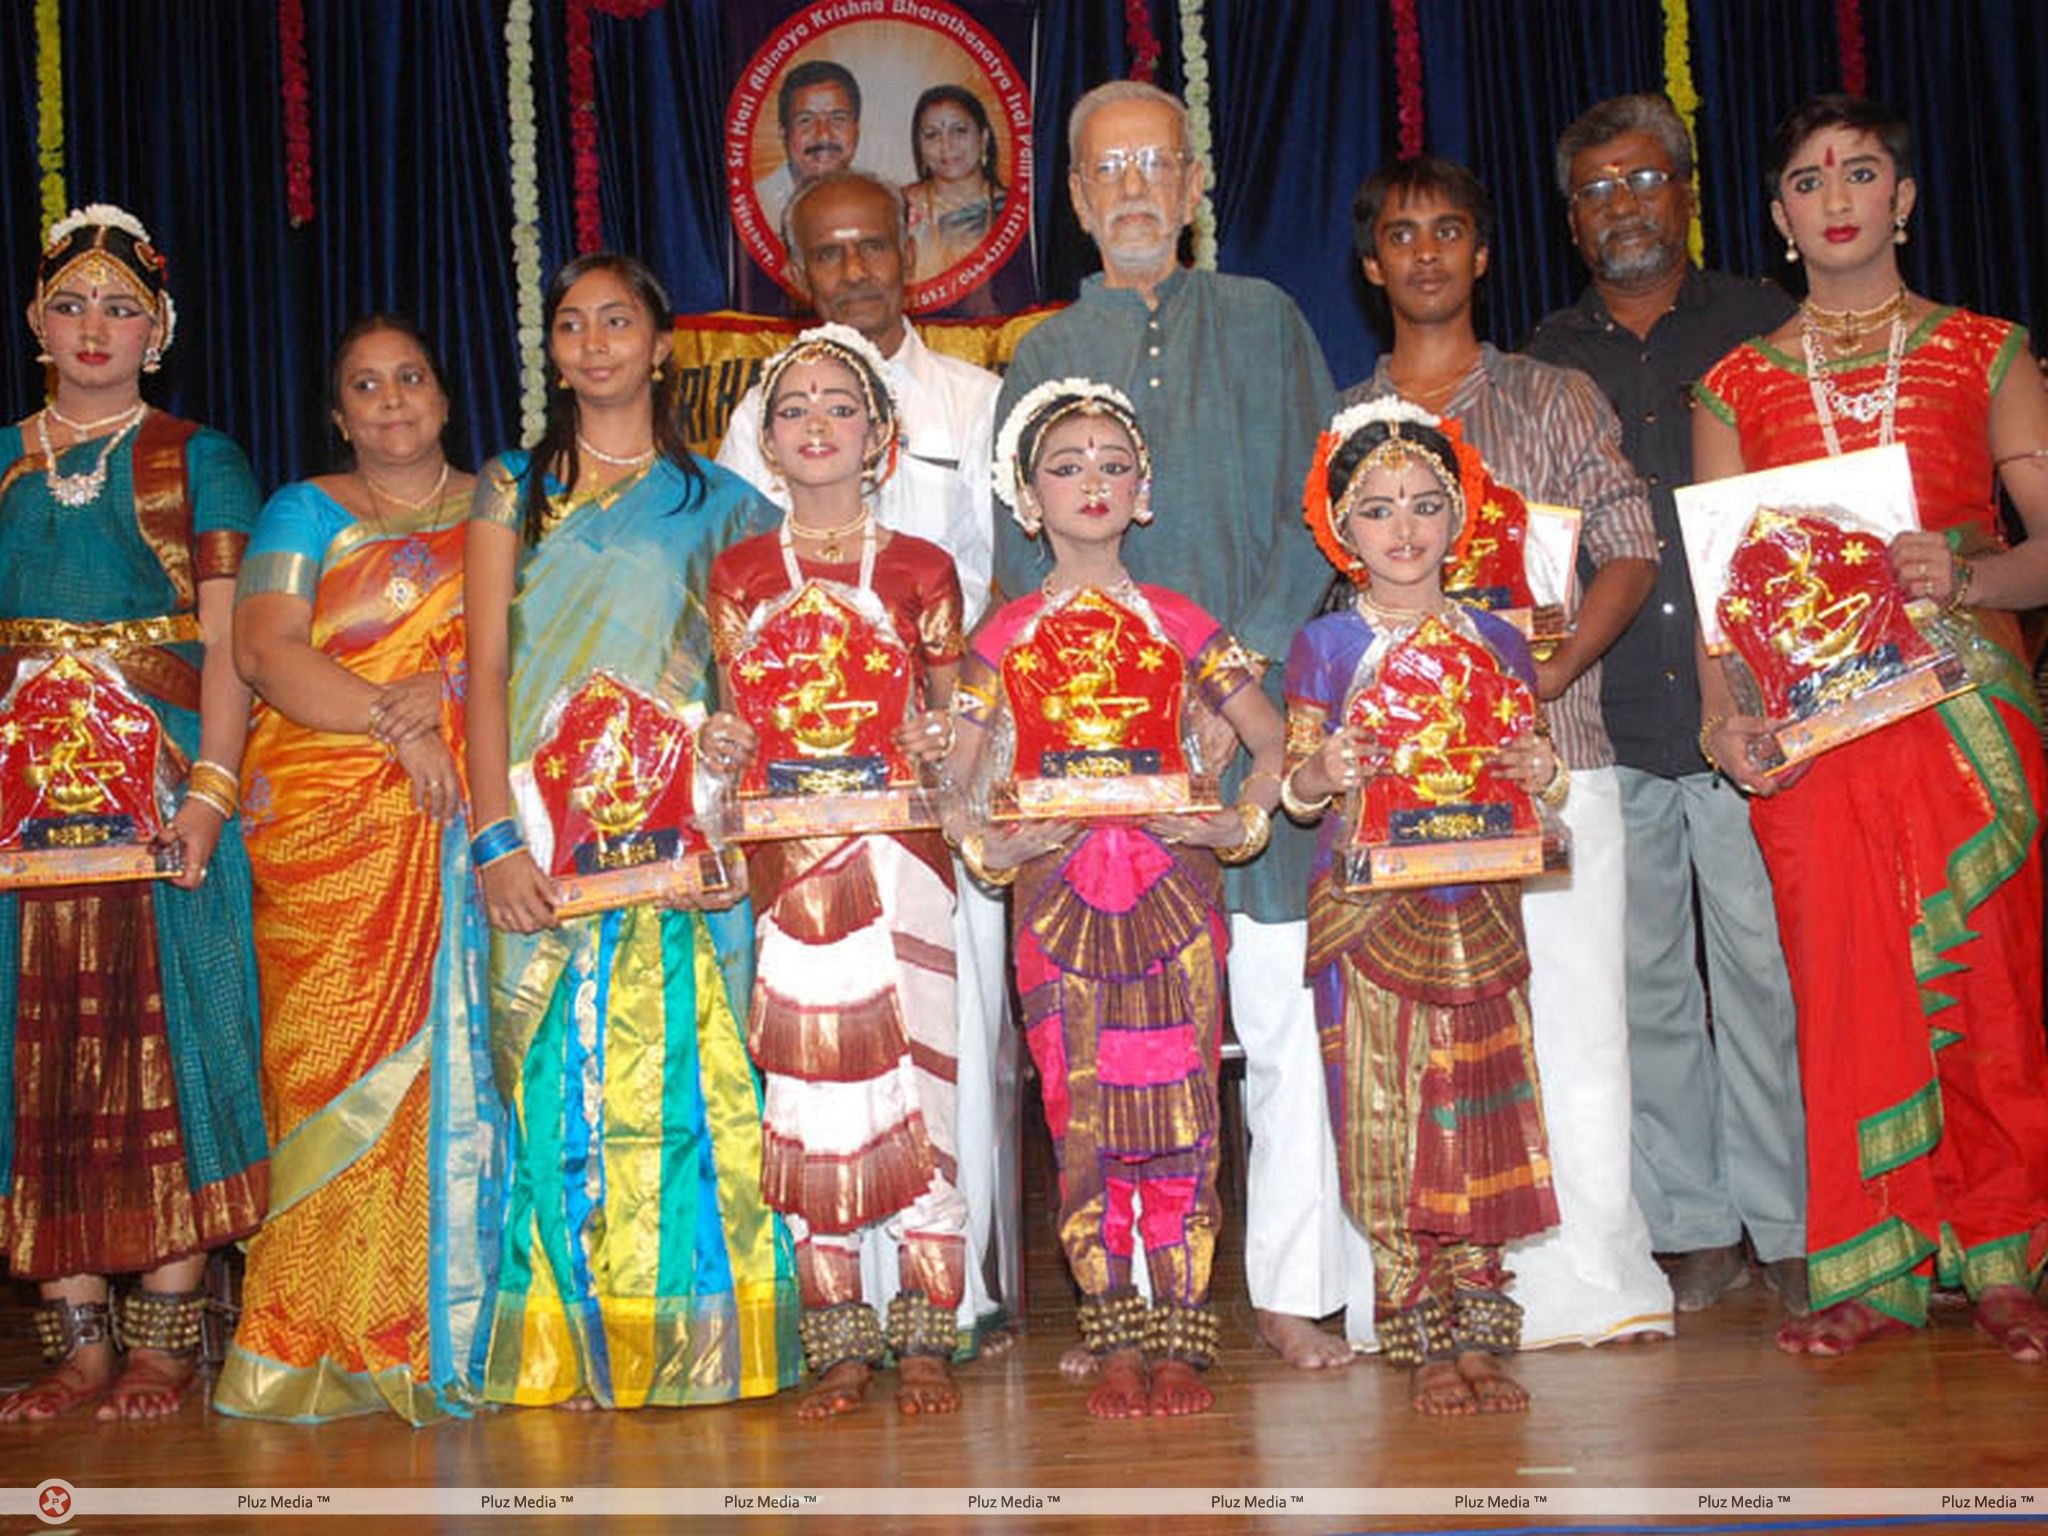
[723,0,1041,319]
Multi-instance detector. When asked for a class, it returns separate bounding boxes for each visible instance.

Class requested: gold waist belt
[0,614,202,651]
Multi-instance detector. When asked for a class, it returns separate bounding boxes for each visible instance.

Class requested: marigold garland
[1661,0,1705,265]
[1178,0,1216,269]
[506,0,548,443]
[279,0,315,227]
[1836,0,1867,95]
[35,0,65,236]
[1123,0,1160,82]
[1391,0,1424,159]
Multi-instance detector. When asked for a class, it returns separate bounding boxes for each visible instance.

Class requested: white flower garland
[1323,395,1440,444]
[505,0,547,446]
[1178,0,1216,269]
[991,377,1144,519]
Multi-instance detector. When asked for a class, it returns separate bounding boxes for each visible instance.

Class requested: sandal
[0,1298,115,1420]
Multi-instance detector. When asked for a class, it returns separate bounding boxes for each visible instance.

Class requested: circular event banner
[726,1,1033,315]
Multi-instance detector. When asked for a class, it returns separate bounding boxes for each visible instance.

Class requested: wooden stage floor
[0,1130,2040,1536]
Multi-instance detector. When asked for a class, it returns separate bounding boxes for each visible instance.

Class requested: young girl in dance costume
[946,380,1284,1420]
[1282,398,1565,1416]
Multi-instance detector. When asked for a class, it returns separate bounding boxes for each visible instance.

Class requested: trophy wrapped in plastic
[1676,443,1974,773]
[510,671,740,917]
[722,581,938,840]
[991,585,1221,821]
[1438,473,1581,660]
[0,652,183,886]
[1336,613,1567,893]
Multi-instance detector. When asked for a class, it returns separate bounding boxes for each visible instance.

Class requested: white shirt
[717,322,1001,625]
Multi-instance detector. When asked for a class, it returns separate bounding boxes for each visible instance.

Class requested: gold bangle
[183,784,236,821]
[1945,553,1975,611]
[1536,756,1570,810]
[1697,714,1728,772]
[1279,768,1333,822]
[1215,800,1272,865]
[958,831,1018,889]
[186,761,239,814]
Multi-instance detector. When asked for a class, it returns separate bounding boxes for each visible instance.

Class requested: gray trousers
[1617,767,1806,1262]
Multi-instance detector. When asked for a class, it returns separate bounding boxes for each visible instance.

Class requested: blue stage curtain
[5,2,2046,491]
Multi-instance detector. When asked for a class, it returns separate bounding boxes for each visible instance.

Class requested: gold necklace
[1357,591,1447,631]
[1800,287,1907,352]
[35,403,148,508]
[788,506,872,562]
[359,461,452,517]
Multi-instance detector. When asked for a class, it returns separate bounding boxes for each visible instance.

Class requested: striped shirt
[1341,345,1657,769]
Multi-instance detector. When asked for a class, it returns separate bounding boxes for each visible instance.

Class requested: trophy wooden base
[992,771,1222,821]
[1762,652,1974,773]
[0,841,181,889]
[550,847,745,918]
[729,786,938,842]
[1336,831,1547,893]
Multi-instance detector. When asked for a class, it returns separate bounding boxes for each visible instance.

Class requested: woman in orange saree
[218,317,503,1422]
[1693,97,2048,1363]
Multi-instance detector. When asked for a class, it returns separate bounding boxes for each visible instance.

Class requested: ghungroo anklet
[1144,1301,1220,1368]
[798,1301,885,1376]
[884,1292,959,1360]
[114,1288,205,1356]
[1075,1290,1149,1356]
[32,1298,112,1364]
[1453,1289,1522,1357]
[1377,1295,1457,1368]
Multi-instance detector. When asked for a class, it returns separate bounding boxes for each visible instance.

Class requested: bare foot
[94,1347,198,1421]
[1409,1358,1477,1416]
[1455,1352,1529,1413]
[1058,1342,1100,1381]
[796,1360,873,1420]
[976,1326,1020,1359]
[1774,1299,1911,1357]
[551,1396,599,1412]
[1085,1347,1149,1419]
[1595,1328,1670,1347]
[896,1354,961,1415]
[1254,1308,1354,1369]
[1973,1285,2048,1363]
[0,1344,113,1422]
[1147,1358,1213,1417]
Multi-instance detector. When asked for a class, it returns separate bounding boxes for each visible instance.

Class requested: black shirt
[1526,267,1796,777]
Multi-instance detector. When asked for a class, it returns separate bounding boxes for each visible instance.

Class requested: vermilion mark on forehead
[1823,144,1836,168]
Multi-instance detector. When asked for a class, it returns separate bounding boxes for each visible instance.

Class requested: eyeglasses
[1079,146,1191,187]
[1570,167,1674,206]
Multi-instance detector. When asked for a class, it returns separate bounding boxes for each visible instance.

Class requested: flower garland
[1123,0,1160,82]
[565,2,667,256]
[565,0,602,253]
[506,0,548,444]
[35,0,65,237]
[1178,0,1216,269]
[1836,0,1867,95]
[1391,0,1424,159]
[1661,0,1705,265]
[279,0,315,226]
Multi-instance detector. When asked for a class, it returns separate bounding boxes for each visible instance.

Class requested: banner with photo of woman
[723,0,1040,319]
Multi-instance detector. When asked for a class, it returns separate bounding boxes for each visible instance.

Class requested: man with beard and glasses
[992,80,1364,1375]
[717,169,1019,1360]
[757,60,864,236]
[1525,94,1807,1318]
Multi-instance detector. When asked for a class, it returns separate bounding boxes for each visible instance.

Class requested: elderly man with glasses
[992,80,1367,1377]
[1524,93,1808,1318]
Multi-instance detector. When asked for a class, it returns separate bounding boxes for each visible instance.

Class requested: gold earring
[34,348,51,364]
[651,359,665,381]
[142,345,163,373]
[1893,215,1908,246]
[1784,236,1799,263]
